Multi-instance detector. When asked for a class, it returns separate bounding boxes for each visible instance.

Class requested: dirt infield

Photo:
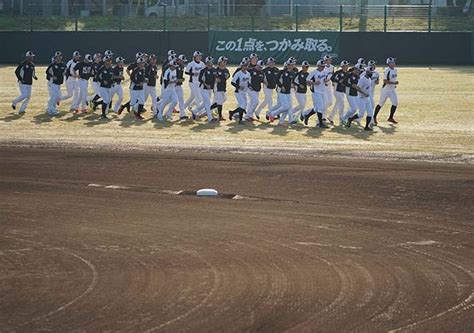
[1,146,473,332]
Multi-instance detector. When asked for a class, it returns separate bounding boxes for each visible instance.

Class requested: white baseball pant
[194,89,213,122]
[145,85,158,115]
[157,88,178,119]
[378,88,398,107]
[110,84,124,113]
[328,91,345,121]
[47,83,61,114]
[77,79,89,111]
[270,93,292,124]
[343,95,359,121]
[292,92,307,119]
[246,90,260,119]
[12,83,32,113]
[184,82,203,110]
[255,87,274,117]
[130,90,145,111]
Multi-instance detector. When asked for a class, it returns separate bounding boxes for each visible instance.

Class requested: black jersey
[215,67,229,92]
[92,62,104,82]
[294,71,309,94]
[176,65,185,86]
[146,64,158,87]
[331,69,347,93]
[112,66,124,84]
[198,67,216,90]
[276,69,295,94]
[46,62,67,85]
[343,72,359,96]
[248,68,264,92]
[262,66,279,89]
[131,67,146,90]
[98,66,114,88]
[15,60,35,85]
[76,62,94,80]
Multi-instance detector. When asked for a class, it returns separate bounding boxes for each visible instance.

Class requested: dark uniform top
[112,66,124,84]
[98,66,114,88]
[276,69,295,95]
[215,67,229,92]
[331,69,347,93]
[262,66,279,89]
[176,64,185,86]
[145,64,158,87]
[248,68,264,92]
[293,71,309,94]
[92,62,104,82]
[198,67,216,90]
[131,67,146,91]
[343,72,359,97]
[76,62,94,80]
[15,60,36,85]
[46,62,67,85]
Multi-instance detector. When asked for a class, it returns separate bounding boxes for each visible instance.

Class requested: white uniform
[157,68,178,120]
[305,69,327,116]
[231,70,251,114]
[62,60,80,110]
[378,67,398,107]
[324,64,334,110]
[12,62,35,113]
[291,72,308,119]
[184,60,205,110]
[369,70,379,112]
[355,73,373,119]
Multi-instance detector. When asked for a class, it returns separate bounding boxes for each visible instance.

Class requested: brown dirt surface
[1,146,473,332]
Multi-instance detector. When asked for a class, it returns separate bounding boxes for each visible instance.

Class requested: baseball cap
[205,56,214,64]
[323,54,332,61]
[178,54,188,62]
[193,51,202,57]
[217,56,228,63]
[73,51,81,57]
[301,61,310,67]
[103,55,112,62]
[104,50,113,56]
[386,57,396,64]
[316,59,325,66]
[267,57,275,64]
[240,60,248,67]
[55,51,63,57]
[357,57,365,64]
[249,53,258,59]
[26,51,35,57]
[115,56,125,63]
[340,60,350,66]
[368,60,376,66]
[168,49,176,56]
[84,54,93,62]
[135,52,143,59]
[256,60,265,67]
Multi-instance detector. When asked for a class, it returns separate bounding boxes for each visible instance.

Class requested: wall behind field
[0,31,472,65]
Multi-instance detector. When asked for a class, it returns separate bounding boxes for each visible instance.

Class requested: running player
[229,61,251,123]
[255,57,278,120]
[304,60,329,128]
[157,60,179,121]
[327,60,350,125]
[12,51,37,114]
[130,57,147,120]
[45,53,67,116]
[97,56,114,119]
[184,51,205,112]
[75,53,93,114]
[111,56,125,114]
[175,54,188,120]
[245,60,265,121]
[211,56,229,121]
[373,57,399,124]
[62,51,81,112]
[292,61,310,123]
[193,56,218,123]
[269,59,296,125]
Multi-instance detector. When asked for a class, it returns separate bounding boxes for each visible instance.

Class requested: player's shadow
[175,118,195,127]
[0,113,25,122]
[119,116,152,128]
[303,126,324,138]
[377,124,397,135]
[190,121,221,132]
[269,124,289,136]
[61,113,86,122]
[152,119,175,129]
[225,121,252,134]
[32,112,54,124]
[329,124,375,141]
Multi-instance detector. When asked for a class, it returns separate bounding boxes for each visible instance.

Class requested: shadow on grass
[190,121,221,132]
[225,120,255,134]
[0,112,26,122]
[32,112,55,124]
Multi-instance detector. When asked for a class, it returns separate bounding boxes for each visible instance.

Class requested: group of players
[12,49,399,130]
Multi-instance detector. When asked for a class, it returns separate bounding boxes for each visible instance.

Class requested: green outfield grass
[1,66,473,162]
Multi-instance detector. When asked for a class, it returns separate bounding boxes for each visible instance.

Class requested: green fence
[0,3,472,32]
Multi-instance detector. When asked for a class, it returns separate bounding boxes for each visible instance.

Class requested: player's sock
[365,116,372,129]
[238,108,245,122]
[389,105,397,119]
[210,102,218,110]
[101,103,107,117]
[374,105,381,120]
[317,111,323,125]
[124,101,130,112]
[349,114,359,122]
[217,105,223,118]
[108,102,112,109]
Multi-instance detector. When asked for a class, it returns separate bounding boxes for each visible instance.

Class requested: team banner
[208,31,340,64]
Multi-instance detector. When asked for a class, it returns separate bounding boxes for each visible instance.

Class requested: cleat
[118,105,124,115]
[246,117,255,122]
[373,118,378,125]
[299,114,304,121]
[255,115,260,120]
[173,108,179,114]
[289,120,298,125]
[11,104,16,110]
[319,122,329,128]
[100,114,108,120]
[303,115,309,126]
[179,116,189,121]
[327,118,334,125]
[364,126,373,131]
[192,113,197,120]
[209,118,218,123]
[265,114,270,121]
[269,115,276,123]
[228,111,234,121]
[387,117,398,124]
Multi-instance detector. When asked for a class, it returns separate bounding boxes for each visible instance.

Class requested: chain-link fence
[0,3,472,32]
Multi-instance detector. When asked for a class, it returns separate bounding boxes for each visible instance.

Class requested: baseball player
[118,52,142,114]
[111,56,125,114]
[175,54,188,120]
[156,60,179,121]
[303,60,329,128]
[245,59,265,121]
[184,51,205,112]
[373,57,399,124]
[62,51,81,112]
[231,56,250,78]
[364,60,379,125]
[269,60,296,125]
[160,51,176,101]
[75,53,94,114]
[145,54,159,115]
[248,53,258,69]
[96,56,114,119]
[345,66,372,130]
[192,56,218,123]
[342,63,367,127]
[229,60,251,123]
[130,57,147,120]
[323,54,335,110]
[12,51,37,114]
[340,65,362,126]
[89,53,103,108]
[45,53,67,116]
[292,61,310,123]
[210,56,229,121]
[255,57,279,120]
[327,60,350,124]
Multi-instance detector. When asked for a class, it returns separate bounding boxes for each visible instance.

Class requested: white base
[196,189,219,197]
